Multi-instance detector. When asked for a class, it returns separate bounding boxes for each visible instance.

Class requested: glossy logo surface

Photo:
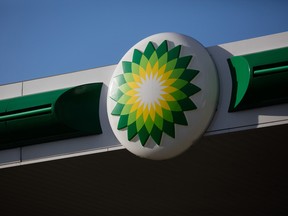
[107,33,219,160]
[109,40,201,146]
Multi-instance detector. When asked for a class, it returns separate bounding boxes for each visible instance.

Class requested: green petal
[175,56,192,69]
[122,61,132,73]
[163,120,175,138]
[136,115,145,132]
[128,122,137,141]
[144,42,155,59]
[171,90,187,100]
[111,103,124,115]
[151,126,162,145]
[169,68,185,79]
[140,55,149,70]
[118,94,131,104]
[149,51,158,67]
[163,109,173,122]
[132,62,140,74]
[154,114,163,130]
[139,126,150,146]
[123,73,135,83]
[172,112,188,125]
[121,104,132,115]
[158,53,168,69]
[156,40,168,59]
[171,79,188,89]
[178,98,197,111]
[110,89,123,102]
[114,74,126,86]
[127,111,137,126]
[119,83,131,94]
[133,49,143,65]
[168,45,181,61]
[145,116,154,133]
[167,101,182,111]
[181,83,201,97]
[118,114,128,129]
[165,59,177,72]
[180,69,199,82]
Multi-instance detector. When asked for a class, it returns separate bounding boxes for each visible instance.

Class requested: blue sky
[1,0,288,85]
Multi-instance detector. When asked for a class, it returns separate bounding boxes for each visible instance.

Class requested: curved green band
[0,83,102,150]
[228,47,288,112]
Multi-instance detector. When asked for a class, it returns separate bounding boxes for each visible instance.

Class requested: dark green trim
[0,83,102,150]
[254,65,288,76]
[228,47,288,112]
[0,105,52,122]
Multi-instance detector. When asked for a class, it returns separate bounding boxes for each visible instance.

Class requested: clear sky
[1,0,288,85]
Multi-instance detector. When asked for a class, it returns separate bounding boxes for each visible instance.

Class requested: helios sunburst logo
[110,40,201,146]
[107,33,219,160]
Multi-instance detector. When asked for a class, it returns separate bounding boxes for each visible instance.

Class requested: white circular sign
[107,32,218,160]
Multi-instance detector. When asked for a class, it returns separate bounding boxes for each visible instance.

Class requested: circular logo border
[107,32,219,160]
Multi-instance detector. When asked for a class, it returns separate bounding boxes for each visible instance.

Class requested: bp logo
[107,33,219,160]
[110,40,200,146]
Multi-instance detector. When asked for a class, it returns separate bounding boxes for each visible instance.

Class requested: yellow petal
[127,96,138,104]
[159,100,170,110]
[163,78,177,86]
[163,86,177,93]
[125,89,137,96]
[157,64,167,76]
[149,108,155,121]
[146,61,152,72]
[139,66,147,79]
[155,103,163,117]
[127,82,139,89]
[143,106,149,121]
[132,74,141,83]
[160,70,173,82]
[162,93,176,101]
[136,105,144,119]
[152,61,159,75]
[130,101,140,113]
